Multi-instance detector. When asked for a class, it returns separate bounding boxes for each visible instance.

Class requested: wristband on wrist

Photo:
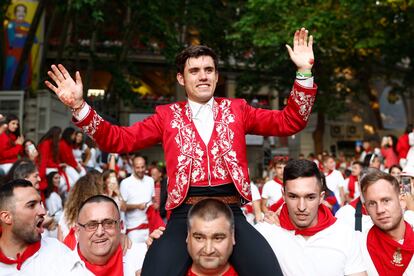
[71,100,86,111]
[296,71,312,78]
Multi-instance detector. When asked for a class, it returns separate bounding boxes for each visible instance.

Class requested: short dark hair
[13,161,37,180]
[175,45,218,74]
[78,195,120,219]
[283,159,324,190]
[0,179,33,210]
[187,198,234,231]
[360,168,400,195]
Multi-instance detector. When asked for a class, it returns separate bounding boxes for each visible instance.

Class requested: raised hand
[45,64,84,109]
[286,27,314,72]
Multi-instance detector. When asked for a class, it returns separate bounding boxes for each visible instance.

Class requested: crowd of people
[1,28,413,275]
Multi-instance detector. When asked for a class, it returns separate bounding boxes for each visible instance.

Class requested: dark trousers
[141,204,283,276]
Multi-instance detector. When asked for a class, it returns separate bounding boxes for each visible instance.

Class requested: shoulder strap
[354,200,363,232]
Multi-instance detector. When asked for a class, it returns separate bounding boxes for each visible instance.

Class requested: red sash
[126,223,149,234]
[349,198,367,215]
[187,264,238,276]
[367,222,414,276]
[279,204,337,236]
[78,244,124,276]
[63,227,77,250]
[347,175,357,199]
[0,241,41,270]
[146,205,166,233]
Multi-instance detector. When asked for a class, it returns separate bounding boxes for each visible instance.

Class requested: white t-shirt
[361,225,414,276]
[256,220,366,276]
[46,192,63,222]
[75,242,147,276]
[261,179,283,206]
[0,237,87,276]
[120,174,154,229]
[325,170,345,205]
[342,177,361,200]
[251,182,261,201]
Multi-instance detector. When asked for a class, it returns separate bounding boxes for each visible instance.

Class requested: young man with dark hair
[46,28,317,275]
[0,179,84,274]
[360,169,414,275]
[74,195,146,275]
[261,156,288,213]
[256,159,367,275]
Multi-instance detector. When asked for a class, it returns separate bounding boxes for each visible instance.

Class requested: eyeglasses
[77,219,119,232]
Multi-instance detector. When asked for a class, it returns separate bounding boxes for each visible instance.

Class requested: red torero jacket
[75,81,317,209]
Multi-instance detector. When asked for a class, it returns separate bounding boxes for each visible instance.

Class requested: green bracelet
[296,71,312,78]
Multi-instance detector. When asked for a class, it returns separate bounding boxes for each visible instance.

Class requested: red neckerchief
[279,204,337,236]
[78,244,124,276]
[349,197,367,215]
[273,177,283,186]
[269,198,285,212]
[367,222,414,276]
[0,241,41,270]
[325,170,333,177]
[347,175,357,199]
[187,264,238,276]
[63,227,77,250]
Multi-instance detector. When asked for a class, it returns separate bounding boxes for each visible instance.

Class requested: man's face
[283,176,324,229]
[370,156,381,169]
[26,170,41,190]
[324,158,336,171]
[177,56,218,104]
[77,202,121,262]
[150,167,162,183]
[187,215,235,273]
[274,163,286,180]
[133,157,146,179]
[15,6,26,21]
[351,164,362,177]
[9,187,46,244]
[364,179,404,233]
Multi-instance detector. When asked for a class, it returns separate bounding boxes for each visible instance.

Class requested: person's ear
[0,210,12,225]
[319,191,325,205]
[177,73,185,86]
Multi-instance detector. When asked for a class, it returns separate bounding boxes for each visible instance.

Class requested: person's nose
[199,70,207,81]
[95,223,105,236]
[203,239,214,255]
[298,198,306,212]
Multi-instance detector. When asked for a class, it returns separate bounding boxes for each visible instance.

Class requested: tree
[229,0,414,153]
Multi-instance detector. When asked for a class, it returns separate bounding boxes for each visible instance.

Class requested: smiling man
[360,169,414,275]
[256,159,367,276]
[0,179,84,275]
[46,27,317,276]
[74,195,147,276]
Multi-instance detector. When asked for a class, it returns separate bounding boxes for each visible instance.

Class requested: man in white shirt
[323,155,345,206]
[256,159,367,276]
[359,169,414,276]
[74,195,146,276]
[120,155,155,243]
[0,179,85,275]
[261,157,287,213]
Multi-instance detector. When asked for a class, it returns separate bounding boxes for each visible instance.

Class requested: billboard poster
[2,0,44,90]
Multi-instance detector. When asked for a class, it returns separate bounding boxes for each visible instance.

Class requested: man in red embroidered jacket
[360,169,414,275]
[45,28,317,276]
[256,159,367,276]
[0,179,85,275]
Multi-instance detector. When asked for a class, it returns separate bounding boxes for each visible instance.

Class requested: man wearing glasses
[75,195,147,276]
